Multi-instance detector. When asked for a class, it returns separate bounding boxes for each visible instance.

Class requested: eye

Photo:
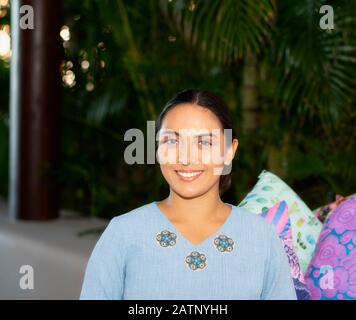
[198,139,212,146]
[165,138,178,145]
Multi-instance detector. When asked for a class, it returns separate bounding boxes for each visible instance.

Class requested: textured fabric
[305,196,356,300]
[313,194,356,223]
[260,201,311,300]
[238,170,322,273]
[80,201,297,300]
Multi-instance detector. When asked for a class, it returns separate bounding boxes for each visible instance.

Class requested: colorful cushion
[305,196,356,300]
[238,170,323,273]
[260,201,311,300]
[313,194,356,223]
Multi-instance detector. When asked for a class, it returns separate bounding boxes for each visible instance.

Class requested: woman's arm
[80,217,125,300]
[261,224,297,300]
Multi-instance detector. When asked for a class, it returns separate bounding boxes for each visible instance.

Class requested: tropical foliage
[0,0,355,218]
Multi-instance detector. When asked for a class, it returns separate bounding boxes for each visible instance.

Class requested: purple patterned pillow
[305,196,356,299]
[260,201,311,300]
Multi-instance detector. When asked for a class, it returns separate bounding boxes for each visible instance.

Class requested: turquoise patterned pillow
[238,170,322,274]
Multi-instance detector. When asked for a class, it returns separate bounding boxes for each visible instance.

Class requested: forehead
[161,103,223,131]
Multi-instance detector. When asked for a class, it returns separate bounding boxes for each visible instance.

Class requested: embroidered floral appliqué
[185,251,207,270]
[213,234,234,252]
[156,230,177,247]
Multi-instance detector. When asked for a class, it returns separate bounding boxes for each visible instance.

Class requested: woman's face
[157,103,238,199]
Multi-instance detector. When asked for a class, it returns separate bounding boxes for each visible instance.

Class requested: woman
[80,89,297,300]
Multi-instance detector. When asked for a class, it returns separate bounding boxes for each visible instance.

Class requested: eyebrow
[160,129,218,138]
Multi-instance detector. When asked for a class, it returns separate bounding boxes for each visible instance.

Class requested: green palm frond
[159,0,275,63]
[271,0,356,123]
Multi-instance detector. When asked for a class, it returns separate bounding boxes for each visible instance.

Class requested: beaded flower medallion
[185,251,207,271]
[213,234,235,253]
[156,230,177,247]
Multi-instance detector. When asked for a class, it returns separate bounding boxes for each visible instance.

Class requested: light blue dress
[80,201,297,300]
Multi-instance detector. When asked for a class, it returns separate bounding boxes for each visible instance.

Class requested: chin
[170,185,210,199]
[174,190,205,199]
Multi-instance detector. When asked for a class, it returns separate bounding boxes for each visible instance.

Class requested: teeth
[176,171,203,178]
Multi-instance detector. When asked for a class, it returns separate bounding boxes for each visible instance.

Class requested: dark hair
[155,89,237,196]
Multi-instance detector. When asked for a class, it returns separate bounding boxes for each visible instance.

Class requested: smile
[175,170,204,181]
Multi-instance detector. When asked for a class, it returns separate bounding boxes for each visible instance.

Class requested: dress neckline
[152,201,236,248]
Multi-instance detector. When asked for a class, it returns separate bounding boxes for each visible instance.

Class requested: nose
[177,139,199,165]
[178,140,190,165]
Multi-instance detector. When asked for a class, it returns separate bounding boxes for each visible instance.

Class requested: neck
[160,185,228,224]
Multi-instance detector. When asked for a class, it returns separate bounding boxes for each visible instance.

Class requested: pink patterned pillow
[306,196,356,299]
[314,194,356,223]
[260,201,311,299]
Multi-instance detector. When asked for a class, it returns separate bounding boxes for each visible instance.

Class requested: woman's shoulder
[232,204,277,235]
[107,201,157,230]
[230,205,282,256]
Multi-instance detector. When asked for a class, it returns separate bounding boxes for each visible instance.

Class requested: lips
[175,170,204,181]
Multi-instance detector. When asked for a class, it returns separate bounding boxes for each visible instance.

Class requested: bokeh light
[0,25,11,61]
[0,0,9,18]
[62,69,76,88]
[60,25,70,42]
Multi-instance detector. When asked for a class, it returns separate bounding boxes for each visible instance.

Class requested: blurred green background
[0,0,355,219]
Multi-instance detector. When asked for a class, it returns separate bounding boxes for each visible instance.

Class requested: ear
[224,138,239,166]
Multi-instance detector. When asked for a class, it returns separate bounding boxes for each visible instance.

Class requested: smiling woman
[155,89,238,198]
[80,89,297,300]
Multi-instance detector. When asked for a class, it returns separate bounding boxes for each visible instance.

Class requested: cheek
[159,164,174,185]
[202,145,226,179]
[157,144,178,164]
[200,145,225,166]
